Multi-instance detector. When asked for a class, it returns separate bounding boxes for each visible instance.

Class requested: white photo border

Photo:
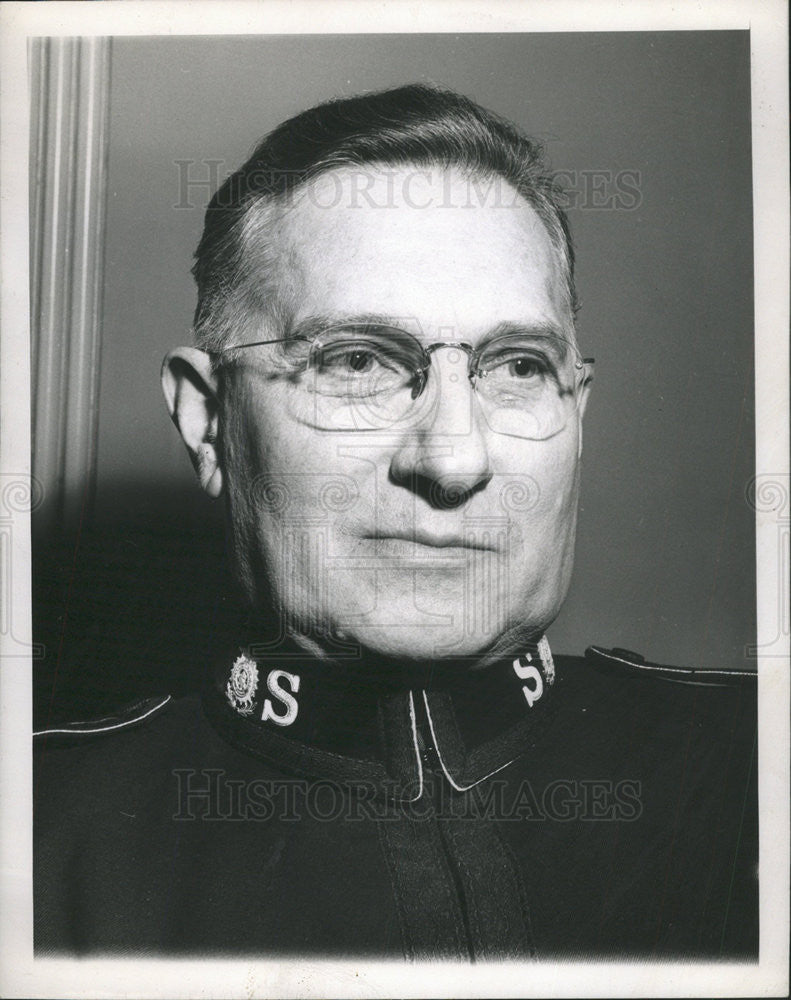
[1,1,788,997]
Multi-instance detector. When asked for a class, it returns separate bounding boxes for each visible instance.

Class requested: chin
[331,600,553,664]
[336,624,495,663]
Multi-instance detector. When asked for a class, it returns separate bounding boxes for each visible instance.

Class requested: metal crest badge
[225,654,259,716]
[537,635,555,685]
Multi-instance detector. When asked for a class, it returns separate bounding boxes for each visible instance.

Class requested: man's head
[162,84,591,664]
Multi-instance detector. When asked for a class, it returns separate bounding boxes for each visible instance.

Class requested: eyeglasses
[210,323,594,440]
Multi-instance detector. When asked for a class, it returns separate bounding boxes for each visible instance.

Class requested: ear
[161,347,224,498]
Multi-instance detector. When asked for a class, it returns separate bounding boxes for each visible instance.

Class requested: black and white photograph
[0,1,788,997]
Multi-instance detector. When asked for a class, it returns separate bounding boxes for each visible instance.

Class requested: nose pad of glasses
[410,367,429,400]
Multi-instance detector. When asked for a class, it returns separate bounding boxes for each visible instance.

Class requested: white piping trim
[403,691,424,803]
[33,696,172,737]
[589,648,757,679]
[421,690,515,792]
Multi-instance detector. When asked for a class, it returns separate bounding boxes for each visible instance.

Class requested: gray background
[87,31,754,674]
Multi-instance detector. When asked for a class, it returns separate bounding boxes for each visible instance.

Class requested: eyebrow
[287,313,419,340]
[288,313,572,345]
[486,320,572,344]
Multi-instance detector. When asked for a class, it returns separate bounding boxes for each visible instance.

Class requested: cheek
[221,385,293,551]
[224,379,311,490]
[225,387,356,546]
[497,433,581,559]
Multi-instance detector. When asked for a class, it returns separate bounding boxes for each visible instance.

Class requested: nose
[389,347,492,508]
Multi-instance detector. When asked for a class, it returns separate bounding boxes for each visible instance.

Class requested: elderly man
[34,85,757,959]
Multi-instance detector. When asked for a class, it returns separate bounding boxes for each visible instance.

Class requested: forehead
[269,165,568,337]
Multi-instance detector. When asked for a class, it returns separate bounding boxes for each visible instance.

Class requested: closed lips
[366,530,497,550]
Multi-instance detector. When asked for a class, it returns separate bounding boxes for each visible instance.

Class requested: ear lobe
[161,347,224,498]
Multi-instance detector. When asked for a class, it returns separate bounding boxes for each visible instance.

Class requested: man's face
[219,166,587,662]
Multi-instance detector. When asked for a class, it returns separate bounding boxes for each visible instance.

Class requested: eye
[485,350,550,380]
[315,344,381,375]
[307,329,425,402]
[346,349,376,373]
[508,356,544,378]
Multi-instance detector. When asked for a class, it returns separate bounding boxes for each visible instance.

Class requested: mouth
[364,530,498,552]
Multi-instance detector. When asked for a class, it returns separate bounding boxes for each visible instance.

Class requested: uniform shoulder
[583,645,757,689]
[33,694,175,742]
[33,692,212,817]
[553,645,757,748]
[33,692,210,767]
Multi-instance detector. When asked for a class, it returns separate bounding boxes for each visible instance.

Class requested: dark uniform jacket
[34,640,758,959]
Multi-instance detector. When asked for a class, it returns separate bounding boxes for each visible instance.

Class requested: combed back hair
[192,83,577,353]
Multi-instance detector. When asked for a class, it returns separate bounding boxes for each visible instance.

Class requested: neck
[226,610,548,694]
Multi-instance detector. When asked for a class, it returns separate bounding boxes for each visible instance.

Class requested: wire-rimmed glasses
[210,323,594,440]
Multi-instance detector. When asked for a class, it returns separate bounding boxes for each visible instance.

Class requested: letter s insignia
[513,655,544,708]
[261,669,301,727]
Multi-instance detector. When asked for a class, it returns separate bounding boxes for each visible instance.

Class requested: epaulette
[33,695,172,741]
[585,647,757,687]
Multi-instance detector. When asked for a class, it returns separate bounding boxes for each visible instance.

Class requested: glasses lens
[280,327,585,438]
[293,327,427,430]
[475,334,583,439]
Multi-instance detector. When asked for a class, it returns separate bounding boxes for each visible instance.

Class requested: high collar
[202,636,559,801]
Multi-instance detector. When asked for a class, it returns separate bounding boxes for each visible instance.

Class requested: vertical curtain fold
[30,36,111,533]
